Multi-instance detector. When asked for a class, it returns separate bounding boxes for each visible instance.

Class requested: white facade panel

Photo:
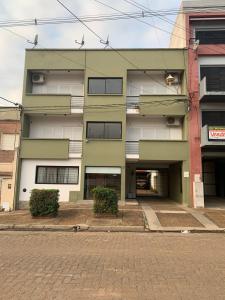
[86,167,121,174]
[19,159,81,202]
[32,71,84,95]
[127,71,181,96]
[126,117,182,141]
[29,116,83,140]
[199,56,225,67]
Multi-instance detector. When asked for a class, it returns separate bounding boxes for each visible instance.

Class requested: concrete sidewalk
[141,200,225,233]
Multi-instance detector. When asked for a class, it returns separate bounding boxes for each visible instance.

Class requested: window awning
[85,167,121,174]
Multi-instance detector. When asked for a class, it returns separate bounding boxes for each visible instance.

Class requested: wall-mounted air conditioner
[166,117,180,127]
[32,73,45,84]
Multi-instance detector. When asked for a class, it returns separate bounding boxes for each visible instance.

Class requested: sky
[0,0,181,104]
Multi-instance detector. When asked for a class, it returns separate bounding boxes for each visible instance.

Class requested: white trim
[85,167,121,174]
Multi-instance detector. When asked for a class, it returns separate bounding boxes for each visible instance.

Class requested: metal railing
[71,96,84,110]
[126,96,139,109]
[69,140,82,153]
[126,141,139,155]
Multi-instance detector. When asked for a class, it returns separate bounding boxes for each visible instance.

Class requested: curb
[149,228,225,234]
[0,224,145,233]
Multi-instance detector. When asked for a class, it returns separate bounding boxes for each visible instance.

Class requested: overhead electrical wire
[0,5,225,28]
[123,0,225,55]
[56,0,182,94]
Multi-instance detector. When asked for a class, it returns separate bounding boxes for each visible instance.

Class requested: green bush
[92,186,118,215]
[29,189,59,217]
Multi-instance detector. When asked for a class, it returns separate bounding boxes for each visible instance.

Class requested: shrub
[29,189,59,217]
[92,186,118,215]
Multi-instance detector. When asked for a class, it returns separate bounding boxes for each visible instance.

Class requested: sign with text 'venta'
[208,127,225,140]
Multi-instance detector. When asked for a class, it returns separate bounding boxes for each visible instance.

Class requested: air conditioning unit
[32,73,45,84]
[166,117,180,127]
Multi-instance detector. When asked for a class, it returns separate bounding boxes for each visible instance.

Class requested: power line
[1,5,225,28]
[0,96,22,107]
[121,0,225,55]
[56,0,181,93]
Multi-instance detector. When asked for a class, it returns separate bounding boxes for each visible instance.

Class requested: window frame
[35,166,79,185]
[88,77,123,95]
[86,122,122,140]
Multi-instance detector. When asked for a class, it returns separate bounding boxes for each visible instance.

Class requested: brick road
[0,232,225,300]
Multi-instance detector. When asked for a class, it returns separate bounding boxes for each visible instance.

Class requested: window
[196,30,225,45]
[1,134,18,150]
[88,78,123,94]
[36,166,79,184]
[201,67,225,91]
[85,167,121,199]
[202,111,225,127]
[86,122,122,139]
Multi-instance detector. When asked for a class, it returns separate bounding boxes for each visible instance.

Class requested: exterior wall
[170,11,187,48]
[29,116,82,140]
[180,8,225,207]
[19,158,81,204]
[0,113,20,211]
[32,71,84,95]
[21,49,189,205]
[126,116,183,141]
[127,71,181,95]
[20,139,69,159]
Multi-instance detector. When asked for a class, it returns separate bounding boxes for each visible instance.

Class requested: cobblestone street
[0,232,225,300]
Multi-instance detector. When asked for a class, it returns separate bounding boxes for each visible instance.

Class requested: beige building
[0,108,20,211]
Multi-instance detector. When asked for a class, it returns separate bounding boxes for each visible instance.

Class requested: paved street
[0,232,225,300]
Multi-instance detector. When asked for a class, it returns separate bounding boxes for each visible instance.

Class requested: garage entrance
[126,161,183,203]
[203,159,225,208]
[136,169,168,198]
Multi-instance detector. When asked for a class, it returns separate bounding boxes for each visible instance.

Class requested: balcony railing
[71,96,84,113]
[69,140,82,157]
[200,77,225,101]
[126,141,139,157]
[126,96,139,114]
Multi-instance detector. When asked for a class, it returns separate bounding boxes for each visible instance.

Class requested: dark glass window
[88,78,123,94]
[196,30,225,45]
[85,173,121,199]
[202,111,225,127]
[36,166,79,184]
[201,67,225,91]
[87,122,122,139]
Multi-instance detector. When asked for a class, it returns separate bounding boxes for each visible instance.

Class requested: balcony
[20,139,69,159]
[69,140,82,158]
[23,94,84,114]
[126,140,188,161]
[126,95,187,116]
[201,125,225,147]
[200,77,225,102]
[126,141,139,159]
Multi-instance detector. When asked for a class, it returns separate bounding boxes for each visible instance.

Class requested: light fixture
[165,74,175,86]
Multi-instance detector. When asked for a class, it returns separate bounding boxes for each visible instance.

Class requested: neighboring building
[0,108,20,210]
[170,0,225,207]
[18,48,190,207]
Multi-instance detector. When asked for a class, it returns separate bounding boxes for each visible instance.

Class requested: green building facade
[18,48,190,207]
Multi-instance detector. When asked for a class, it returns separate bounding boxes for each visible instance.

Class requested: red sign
[208,127,225,140]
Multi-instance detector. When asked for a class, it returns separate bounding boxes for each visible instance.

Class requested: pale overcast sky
[0,0,181,103]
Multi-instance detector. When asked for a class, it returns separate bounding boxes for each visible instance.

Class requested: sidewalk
[0,202,145,232]
[141,200,225,233]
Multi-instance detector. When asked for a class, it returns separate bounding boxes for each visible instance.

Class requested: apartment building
[170,0,225,207]
[18,48,190,207]
[0,108,20,211]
